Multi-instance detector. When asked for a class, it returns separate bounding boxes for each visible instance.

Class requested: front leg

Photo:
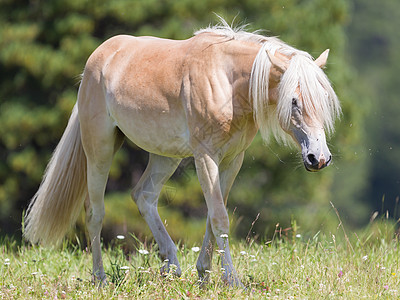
[196,152,245,284]
[196,215,215,283]
[194,154,242,287]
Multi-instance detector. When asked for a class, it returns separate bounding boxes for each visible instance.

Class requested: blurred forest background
[0,0,399,246]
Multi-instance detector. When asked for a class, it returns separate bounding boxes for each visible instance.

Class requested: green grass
[1,219,400,299]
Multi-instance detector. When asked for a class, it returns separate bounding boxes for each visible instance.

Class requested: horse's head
[267,49,339,172]
[289,94,331,172]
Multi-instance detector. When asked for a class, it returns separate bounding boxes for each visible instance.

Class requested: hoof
[160,262,182,277]
[197,269,211,287]
[92,275,107,288]
[222,274,244,288]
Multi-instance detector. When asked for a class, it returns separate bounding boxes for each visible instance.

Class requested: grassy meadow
[1,217,399,299]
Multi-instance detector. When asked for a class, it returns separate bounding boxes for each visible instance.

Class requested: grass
[1,219,400,299]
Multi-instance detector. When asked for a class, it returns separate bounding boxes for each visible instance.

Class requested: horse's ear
[315,49,329,68]
[266,50,287,74]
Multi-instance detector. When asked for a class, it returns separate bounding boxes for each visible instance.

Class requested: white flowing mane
[195,20,341,145]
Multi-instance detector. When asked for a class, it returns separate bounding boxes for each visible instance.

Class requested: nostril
[307,153,319,166]
[326,155,332,165]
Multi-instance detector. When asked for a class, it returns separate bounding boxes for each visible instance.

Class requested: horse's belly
[110,106,192,158]
[125,127,192,158]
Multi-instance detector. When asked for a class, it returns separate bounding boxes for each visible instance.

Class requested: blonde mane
[195,20,341,145]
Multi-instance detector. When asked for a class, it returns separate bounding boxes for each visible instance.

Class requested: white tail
[24,105,87,245]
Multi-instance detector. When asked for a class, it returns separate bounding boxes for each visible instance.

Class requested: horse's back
[85,34,189,87]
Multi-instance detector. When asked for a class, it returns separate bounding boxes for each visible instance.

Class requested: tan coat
[24,24,340,287]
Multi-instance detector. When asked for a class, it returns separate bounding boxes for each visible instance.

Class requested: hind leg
[79,107,122,285]
[132,153,182,275]
[83,132,124,285]
[83,143,115,284]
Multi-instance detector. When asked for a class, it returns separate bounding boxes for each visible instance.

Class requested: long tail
[24,104,87,246]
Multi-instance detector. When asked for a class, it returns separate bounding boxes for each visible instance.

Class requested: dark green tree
[347,0,400,216]
[0,0,368,242]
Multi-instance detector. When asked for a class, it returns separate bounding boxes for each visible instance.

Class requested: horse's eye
[292,98,298,106]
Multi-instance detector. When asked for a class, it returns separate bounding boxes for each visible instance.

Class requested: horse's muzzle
[304,153,332,172]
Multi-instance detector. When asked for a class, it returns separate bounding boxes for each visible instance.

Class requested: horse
[24,20,341,287]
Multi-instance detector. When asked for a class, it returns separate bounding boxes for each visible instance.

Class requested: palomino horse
[24,21,341,286]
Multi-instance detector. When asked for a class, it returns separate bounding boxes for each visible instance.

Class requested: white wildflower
[296,234,301,238]
[362,255,368,261]
[138,249,149,255]
[191,247,200,252]
[220,234,228,238]
[116,235,125,240]
[240,251,247,255]
[120,266,129,270]
[216,249,225,254]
